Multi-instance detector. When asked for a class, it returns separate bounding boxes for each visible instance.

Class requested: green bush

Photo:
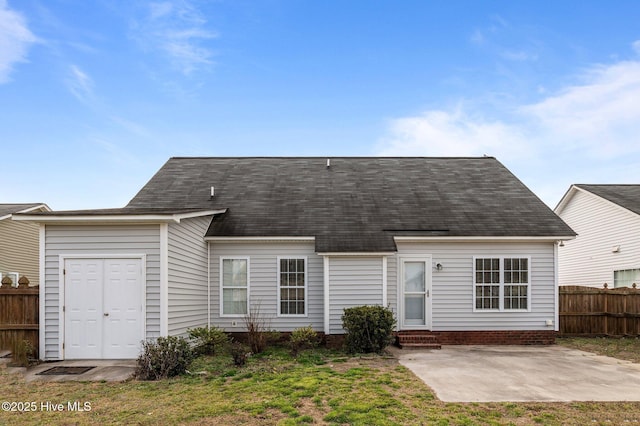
[289,325,320,356]
[342,305,396,354]
[188,326,229,356]
[230,341,250,367]
[135,336,194,380]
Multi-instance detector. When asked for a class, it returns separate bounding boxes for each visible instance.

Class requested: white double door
[64,258,143,359]
[400,257,432,329]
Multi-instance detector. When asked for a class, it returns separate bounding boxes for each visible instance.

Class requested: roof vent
[326,158,331,168]
[210,186,215,198]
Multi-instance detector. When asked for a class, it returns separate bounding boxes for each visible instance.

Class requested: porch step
[396,332,441,350]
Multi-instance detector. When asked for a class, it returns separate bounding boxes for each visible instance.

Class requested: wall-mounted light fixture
[436,263,443,271]
[612,245,621,253]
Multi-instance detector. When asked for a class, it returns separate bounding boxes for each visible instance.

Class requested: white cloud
[66,64,94,103]
[132,1,217,76]
[632,40,640,55]
[377,56,640,205]
[380,58,640,160]
[0,0,38,83]
[523,61,640,158]
[377,106,530,160]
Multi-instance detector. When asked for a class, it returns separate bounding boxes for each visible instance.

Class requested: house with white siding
[0,203,50,287]
[15,157,575,360]
[555,184,640,288]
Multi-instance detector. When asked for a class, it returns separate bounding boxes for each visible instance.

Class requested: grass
[557,336,640,363]
[0,342,639,425]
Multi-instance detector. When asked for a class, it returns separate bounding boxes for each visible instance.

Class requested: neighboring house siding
[557,190,640,287]
[395,242,556,331]
[43,225,161,360]
[328,256,384,334]
[0,219,40,286]
[209,241,324,331]
[167,216,211,337]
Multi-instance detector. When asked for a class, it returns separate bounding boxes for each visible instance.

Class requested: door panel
[65,259,104,359]
[401,259,431,329]
[65,258,142,359]
[103,259,143,359]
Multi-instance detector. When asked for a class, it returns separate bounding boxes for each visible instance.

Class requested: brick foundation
[424,330,556,345]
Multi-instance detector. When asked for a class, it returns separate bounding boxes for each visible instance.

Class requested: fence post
[603,284,608,335]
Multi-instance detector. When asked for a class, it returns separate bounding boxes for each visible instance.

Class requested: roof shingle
[126,157,574,252]
[575,184,640,216]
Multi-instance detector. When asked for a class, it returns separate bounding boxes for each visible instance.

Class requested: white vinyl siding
[210,242,323,331]
[0,218,41,286]
[328,256,384,334]
[167,216,211,337]
[557,189,640,287]
[394,242,555,331]
[43,225,161,360]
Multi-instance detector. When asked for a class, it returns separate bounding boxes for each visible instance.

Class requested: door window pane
[404,262,425,292]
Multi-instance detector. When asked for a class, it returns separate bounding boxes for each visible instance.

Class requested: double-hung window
[221,258,249,316]
[614,269,640,288]
[278,257,307,316]
[474,257,530,311]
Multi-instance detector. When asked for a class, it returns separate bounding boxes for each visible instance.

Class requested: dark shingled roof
[126,157,575,252]
[0,203,46,218]
[575,184,640,216]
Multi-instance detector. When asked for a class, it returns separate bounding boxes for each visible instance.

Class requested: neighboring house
[15,157,575,360]
[0,203,50,287]
[555,184,640,288]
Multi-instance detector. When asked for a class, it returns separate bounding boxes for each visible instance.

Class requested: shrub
[230,341,250,367]
[135,336,194,380]
[290,325,320,356]
[342,305,396,354]
[244,303,271,354]
[188,326,229,356]
[11,339,34,367]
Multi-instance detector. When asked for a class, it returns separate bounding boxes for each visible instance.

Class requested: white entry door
[401,258,432,329]
[65,258,143,359]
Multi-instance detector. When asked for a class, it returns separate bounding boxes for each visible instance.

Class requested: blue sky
[2,0,640,210]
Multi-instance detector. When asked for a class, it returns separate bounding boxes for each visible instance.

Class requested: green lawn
[1,342,640,425]
[557,336,640,364]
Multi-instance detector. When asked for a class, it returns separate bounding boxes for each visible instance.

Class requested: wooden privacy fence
[0,285,39,358]
[559,285,640,336]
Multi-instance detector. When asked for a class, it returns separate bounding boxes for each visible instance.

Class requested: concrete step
[397,342,442,350]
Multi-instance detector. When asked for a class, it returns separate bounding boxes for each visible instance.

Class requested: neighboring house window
[278,257,307,316]
[474,257,530,311]
[221,258,249,315]
[614,269,640,288]
[0,272,19,288]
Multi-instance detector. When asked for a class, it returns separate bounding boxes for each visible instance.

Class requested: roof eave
[0,203,51,221]
[13,209,227,224]
[394,235,576,243]
[204,236,316,242]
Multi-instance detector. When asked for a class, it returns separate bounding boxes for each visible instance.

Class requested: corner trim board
[160,223,169,337]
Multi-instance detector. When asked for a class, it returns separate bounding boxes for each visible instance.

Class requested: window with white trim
[614,268,640,288]
[474,257,530,311]
[221,258,248,315]
[278,257,306,316]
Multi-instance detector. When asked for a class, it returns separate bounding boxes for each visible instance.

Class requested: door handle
[104,312,109,317]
